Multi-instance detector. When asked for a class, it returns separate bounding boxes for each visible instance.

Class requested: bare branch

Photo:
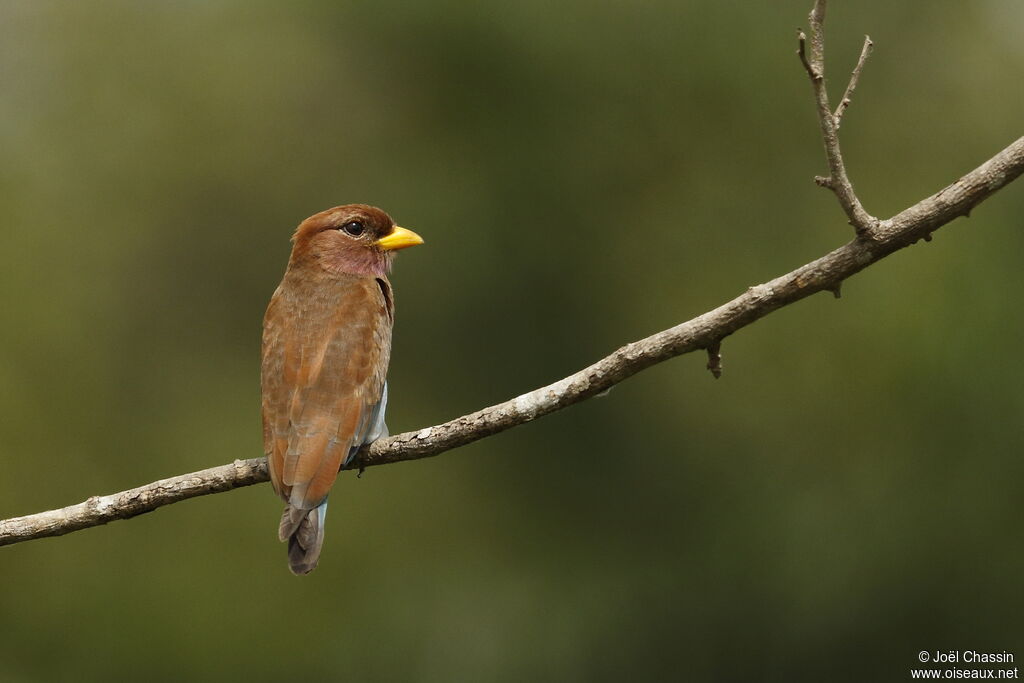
[3,136,1022,547]
[835,35,874,127]
[798,0,878,235]
[0,459,268,546]
[808,0,827,72]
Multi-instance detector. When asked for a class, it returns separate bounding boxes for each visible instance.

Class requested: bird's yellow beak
[375,226,424,251]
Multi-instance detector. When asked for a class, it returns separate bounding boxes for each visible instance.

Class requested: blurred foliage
[1,1,1022,681]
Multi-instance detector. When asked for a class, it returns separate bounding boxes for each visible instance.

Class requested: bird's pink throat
[320,247,392,278]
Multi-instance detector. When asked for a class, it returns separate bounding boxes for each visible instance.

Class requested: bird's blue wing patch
[343,381,388,467]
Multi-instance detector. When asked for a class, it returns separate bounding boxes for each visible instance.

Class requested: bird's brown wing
[262,277,392,511]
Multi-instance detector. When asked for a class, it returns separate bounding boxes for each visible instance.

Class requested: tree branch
[834,35,874,128]
[3,8,1023,548]
[0,459,269,546]
[3,134,1021,547]
[799,0,877,235]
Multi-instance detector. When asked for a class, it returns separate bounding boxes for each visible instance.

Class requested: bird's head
[289,204,423,277]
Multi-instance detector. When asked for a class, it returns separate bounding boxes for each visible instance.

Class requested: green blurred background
[1,1,1022,680]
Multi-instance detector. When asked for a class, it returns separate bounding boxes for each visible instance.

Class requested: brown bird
[261,204,423,574]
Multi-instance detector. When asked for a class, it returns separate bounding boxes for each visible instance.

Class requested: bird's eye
[340,220,365,237]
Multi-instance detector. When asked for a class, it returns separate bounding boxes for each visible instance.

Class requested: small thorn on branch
[814,175,834,188]
[829,284,842,299]
[706,342,723,379]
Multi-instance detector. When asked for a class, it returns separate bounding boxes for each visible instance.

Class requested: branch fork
[798,0,877,237]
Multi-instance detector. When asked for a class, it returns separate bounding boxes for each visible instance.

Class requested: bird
[261,204,423,574]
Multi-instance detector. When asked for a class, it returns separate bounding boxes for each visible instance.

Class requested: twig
[797,30,817,80]
[799,0,878,235]
[835,36,874,127]
[809,0,827,73]
[3,136,1022,547]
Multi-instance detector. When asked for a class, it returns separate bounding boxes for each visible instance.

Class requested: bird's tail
[278,500,328,575]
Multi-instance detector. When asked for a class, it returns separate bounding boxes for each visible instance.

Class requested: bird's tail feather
[279,500,328,575]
